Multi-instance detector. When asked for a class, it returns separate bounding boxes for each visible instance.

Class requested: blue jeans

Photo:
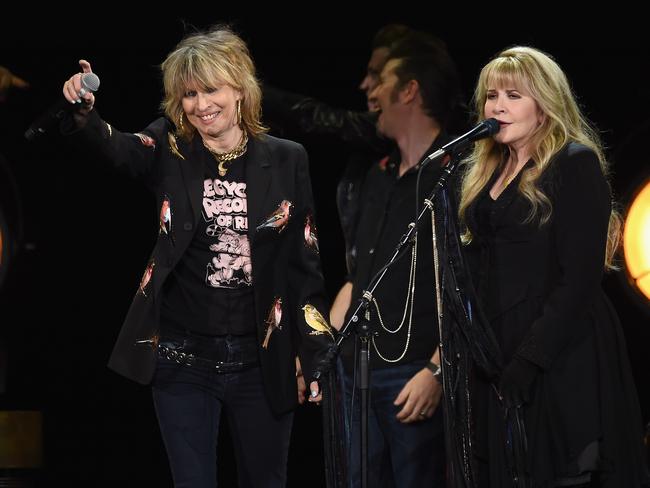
[345,361,445,488]
[152,334,293,488]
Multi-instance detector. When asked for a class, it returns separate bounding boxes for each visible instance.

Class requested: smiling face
[484,80,544,155]
[359,46,390,112]
[181,81,242,142]
[369,58,406,139]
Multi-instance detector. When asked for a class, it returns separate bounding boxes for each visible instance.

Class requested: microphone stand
[316,150,463,488]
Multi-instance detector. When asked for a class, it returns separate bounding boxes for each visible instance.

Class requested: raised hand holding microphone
[63,59,98,117]
[24,59,99,140]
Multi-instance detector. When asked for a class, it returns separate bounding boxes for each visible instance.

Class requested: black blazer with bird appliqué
[69,110,334,415]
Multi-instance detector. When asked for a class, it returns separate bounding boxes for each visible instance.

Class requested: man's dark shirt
[342,135,451,370]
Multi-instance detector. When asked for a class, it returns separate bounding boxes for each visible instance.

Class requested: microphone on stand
[24,72,100,141]
[425,118,500,162]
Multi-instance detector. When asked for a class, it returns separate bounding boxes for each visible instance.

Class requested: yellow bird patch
[302,304,334,340]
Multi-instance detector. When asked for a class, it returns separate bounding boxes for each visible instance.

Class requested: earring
[236,99,242,127]
[178,111,185,132]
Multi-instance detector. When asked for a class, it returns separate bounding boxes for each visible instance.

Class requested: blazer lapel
[245,136,272,243]
[177,135,204,224]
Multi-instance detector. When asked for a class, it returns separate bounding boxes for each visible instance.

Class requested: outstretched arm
[263,84,386,154]
[61,59,164,182]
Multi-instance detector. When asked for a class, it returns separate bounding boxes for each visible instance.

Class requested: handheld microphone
[425,118,500,162]
[24,72,100,141]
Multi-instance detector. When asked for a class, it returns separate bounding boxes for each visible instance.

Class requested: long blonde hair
[160,25,267,140]
[458,46,620,268]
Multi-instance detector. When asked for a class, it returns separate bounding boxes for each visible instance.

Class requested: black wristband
[424,361,442,383]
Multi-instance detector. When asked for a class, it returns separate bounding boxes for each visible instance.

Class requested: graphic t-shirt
[161,146,256,336]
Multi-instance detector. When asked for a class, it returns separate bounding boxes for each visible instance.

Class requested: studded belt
[157,342,259,373]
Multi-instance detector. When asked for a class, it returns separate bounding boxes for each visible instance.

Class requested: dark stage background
[1,11,649,487]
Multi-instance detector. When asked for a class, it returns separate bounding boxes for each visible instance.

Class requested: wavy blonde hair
[160,25,267,140]
[458,46,620,269]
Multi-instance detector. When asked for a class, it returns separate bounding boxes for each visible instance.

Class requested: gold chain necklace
[202,132,249,177]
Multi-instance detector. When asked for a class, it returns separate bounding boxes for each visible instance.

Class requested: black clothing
[65,110,334,415]
[339,135,451,488]
[262,84,389,155]
[464,143,649,487]
[497,355,539,407]
[343,135,451,371]
[152,333,292,488]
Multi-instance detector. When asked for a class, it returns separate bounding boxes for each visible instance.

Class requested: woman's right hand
[497,355,540,407]
[63,59,95,115]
